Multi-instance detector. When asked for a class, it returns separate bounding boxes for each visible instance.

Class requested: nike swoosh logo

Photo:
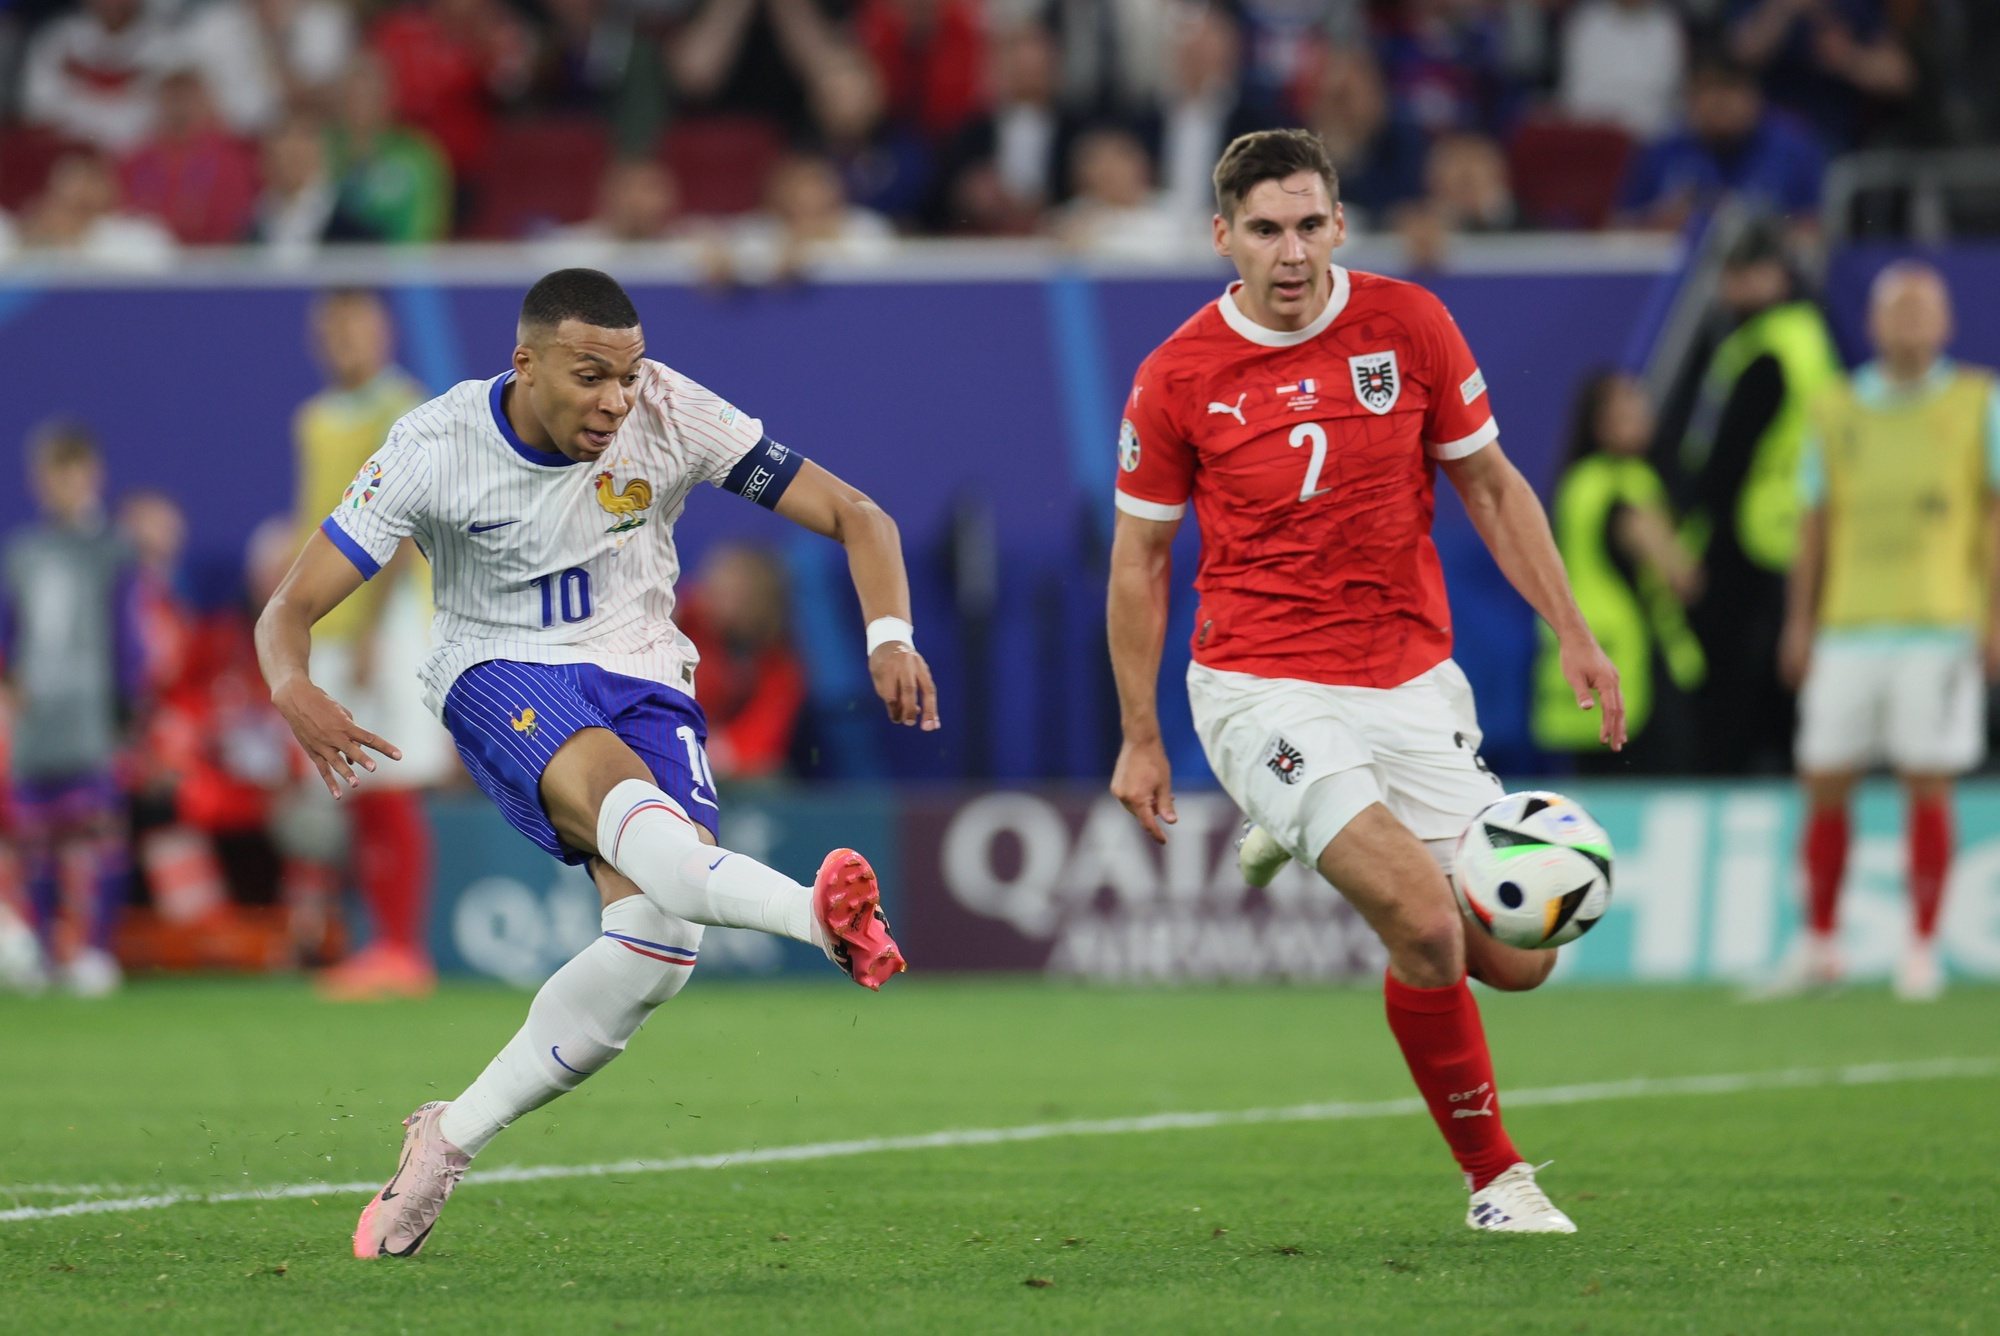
[707,853,729,871]
[550,1044,586,1076]
[468,520,519,533]
[379,1145,414,1201]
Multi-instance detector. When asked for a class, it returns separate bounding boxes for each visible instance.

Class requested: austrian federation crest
[1349,351,1401,415]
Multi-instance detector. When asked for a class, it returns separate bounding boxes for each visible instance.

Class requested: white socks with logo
[439,895,700,1156]
[593,778,826,949]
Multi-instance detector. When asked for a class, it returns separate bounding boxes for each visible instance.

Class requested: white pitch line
[4,1055,1995,1225]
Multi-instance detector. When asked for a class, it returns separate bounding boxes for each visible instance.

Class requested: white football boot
[1466,1162,1577,1234]
[0,908,48,995]
[1236,822,1292,889]
[1892,940,1944,1002]
[1746,931,1842,1001]
[63,946,123,998]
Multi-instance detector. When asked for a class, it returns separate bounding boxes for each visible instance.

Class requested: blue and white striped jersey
[321,360,803,717]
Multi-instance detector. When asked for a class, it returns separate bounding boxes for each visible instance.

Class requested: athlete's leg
[1895,771,1952,1001]
[1417,839,1556,993]
[1315,801,1525,1193]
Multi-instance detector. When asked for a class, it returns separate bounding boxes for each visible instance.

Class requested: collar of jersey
[1217,265,1349,347]
[489,371,583,467]
[1853,356,1954,407]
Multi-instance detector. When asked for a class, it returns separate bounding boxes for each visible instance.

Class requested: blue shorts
[443,660,720,864]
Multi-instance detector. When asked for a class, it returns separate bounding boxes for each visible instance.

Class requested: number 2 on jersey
[532,567,592,627]
[1291,423,1332,502]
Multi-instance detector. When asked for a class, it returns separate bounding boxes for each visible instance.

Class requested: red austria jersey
[1114,265,1498,688]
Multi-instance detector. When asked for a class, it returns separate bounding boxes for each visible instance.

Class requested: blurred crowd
[0,0,1996,271]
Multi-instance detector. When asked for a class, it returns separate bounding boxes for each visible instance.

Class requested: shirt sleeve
[1417,293,1499,460]
[320,424,431,580]
[652,366,806,509]
[1797,432,1827,507]
[1113,359,1196,522]
[1985,380,2000,489]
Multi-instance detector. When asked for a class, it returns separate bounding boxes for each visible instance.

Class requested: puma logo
[1450,1091,1497,1119]
[1207,393,1247,425]
[510,707,538,735]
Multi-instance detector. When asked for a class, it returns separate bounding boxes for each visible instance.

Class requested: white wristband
[866,616,915,656]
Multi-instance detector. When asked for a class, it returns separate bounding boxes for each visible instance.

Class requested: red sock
[1383,972,1520,1189]
[1803,806,1850,937]
[349,789,433,957]
[1909,797,1952,942]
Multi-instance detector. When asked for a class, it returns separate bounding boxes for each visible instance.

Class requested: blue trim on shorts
[443,660,718,863]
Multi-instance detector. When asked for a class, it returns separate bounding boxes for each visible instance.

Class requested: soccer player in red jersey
[1107,130,1625,1233]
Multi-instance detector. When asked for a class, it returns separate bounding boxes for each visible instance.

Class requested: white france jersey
[321,360,803,718]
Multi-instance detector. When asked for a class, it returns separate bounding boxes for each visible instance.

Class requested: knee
[1387,907,1466,988]
[1470,944,1557,992]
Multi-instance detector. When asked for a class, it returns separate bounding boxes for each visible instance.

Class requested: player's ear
[1211,212,1231,259]
[512,342,534,383]
[1331,203,1347,249]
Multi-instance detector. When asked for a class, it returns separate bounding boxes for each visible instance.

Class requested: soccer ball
[1452,791,1613,950]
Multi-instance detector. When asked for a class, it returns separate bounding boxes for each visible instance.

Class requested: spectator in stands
[1617,54,1829,232]
[677,544,808,781]
[1043,0,1169,120]
[806,43,934,226]
[0,422,140,996]
[854,0,986,143]
[930,21,1080,235]
[179,0,358,136]
[1558,0,1689,139]
[522,0,639,115]
[664,0,848,130]
[1054,126,1185,259]
[117,69,259,247]
[714,150,896,283]
[1301,43,1428,230]
[1237,0,1368,118]
[1396,130,1519,271]
[1678,221,1842,774]
[368,0,533,181]
[0,210,17,264]
[1141,3,1272,222]
[1534,371,1705,773]
[19,0,180,152]
[15,152,177,269]
[249,113,379,258]
[326,55,453,244]
[1728,0,1915,150]
[1376,0,1514,135]
[548,158,683,255]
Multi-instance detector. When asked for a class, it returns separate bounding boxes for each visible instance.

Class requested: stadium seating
[0,124,83,213]
[463,116,612,240]
[1506,119,1634,231]
[660,116,786,216]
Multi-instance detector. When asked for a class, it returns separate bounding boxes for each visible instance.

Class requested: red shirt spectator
[369,0,531,178]
[676,546,808,781]
[118,70,259,245]
[854,0,986,141]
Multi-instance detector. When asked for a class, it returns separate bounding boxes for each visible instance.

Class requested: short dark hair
[520,269,639,335]
[1213,129,1340,220]
[28,419,100,472]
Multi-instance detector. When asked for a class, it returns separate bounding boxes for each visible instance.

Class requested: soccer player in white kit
[256,269,939,1257]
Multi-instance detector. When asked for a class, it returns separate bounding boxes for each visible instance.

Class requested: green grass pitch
[3,977,1997,1333]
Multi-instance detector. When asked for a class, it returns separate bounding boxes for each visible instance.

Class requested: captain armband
[720,436,806,509]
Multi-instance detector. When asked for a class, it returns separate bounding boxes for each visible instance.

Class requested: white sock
[594,778,826,949]
[438,896,701,1157]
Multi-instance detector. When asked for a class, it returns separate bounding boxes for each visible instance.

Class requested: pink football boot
[812,849,908,990]
[353,1101,470,1259]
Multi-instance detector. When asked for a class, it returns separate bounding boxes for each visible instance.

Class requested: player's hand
[270,676,402,798]
[868,643,940,730]
[1560,637,1626,751]
[1111,735,1178,844]
[1778,617,1814,691]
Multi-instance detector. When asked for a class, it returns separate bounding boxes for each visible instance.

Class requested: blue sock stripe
[603,930,698,959]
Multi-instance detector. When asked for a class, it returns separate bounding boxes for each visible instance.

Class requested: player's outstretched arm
[772,460,940,730]
[255,529,405,797]
[1107,510,1179,843]
[1443,440,1627,751]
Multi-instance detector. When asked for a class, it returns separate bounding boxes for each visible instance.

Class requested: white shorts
[1795,636,1986,775]
[313,577,457,790]
[1188,658,1505,866]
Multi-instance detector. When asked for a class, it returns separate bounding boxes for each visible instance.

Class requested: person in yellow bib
[1535,371,1705,772]
[291,290,456,1000]
[1768,261,2000,1002]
